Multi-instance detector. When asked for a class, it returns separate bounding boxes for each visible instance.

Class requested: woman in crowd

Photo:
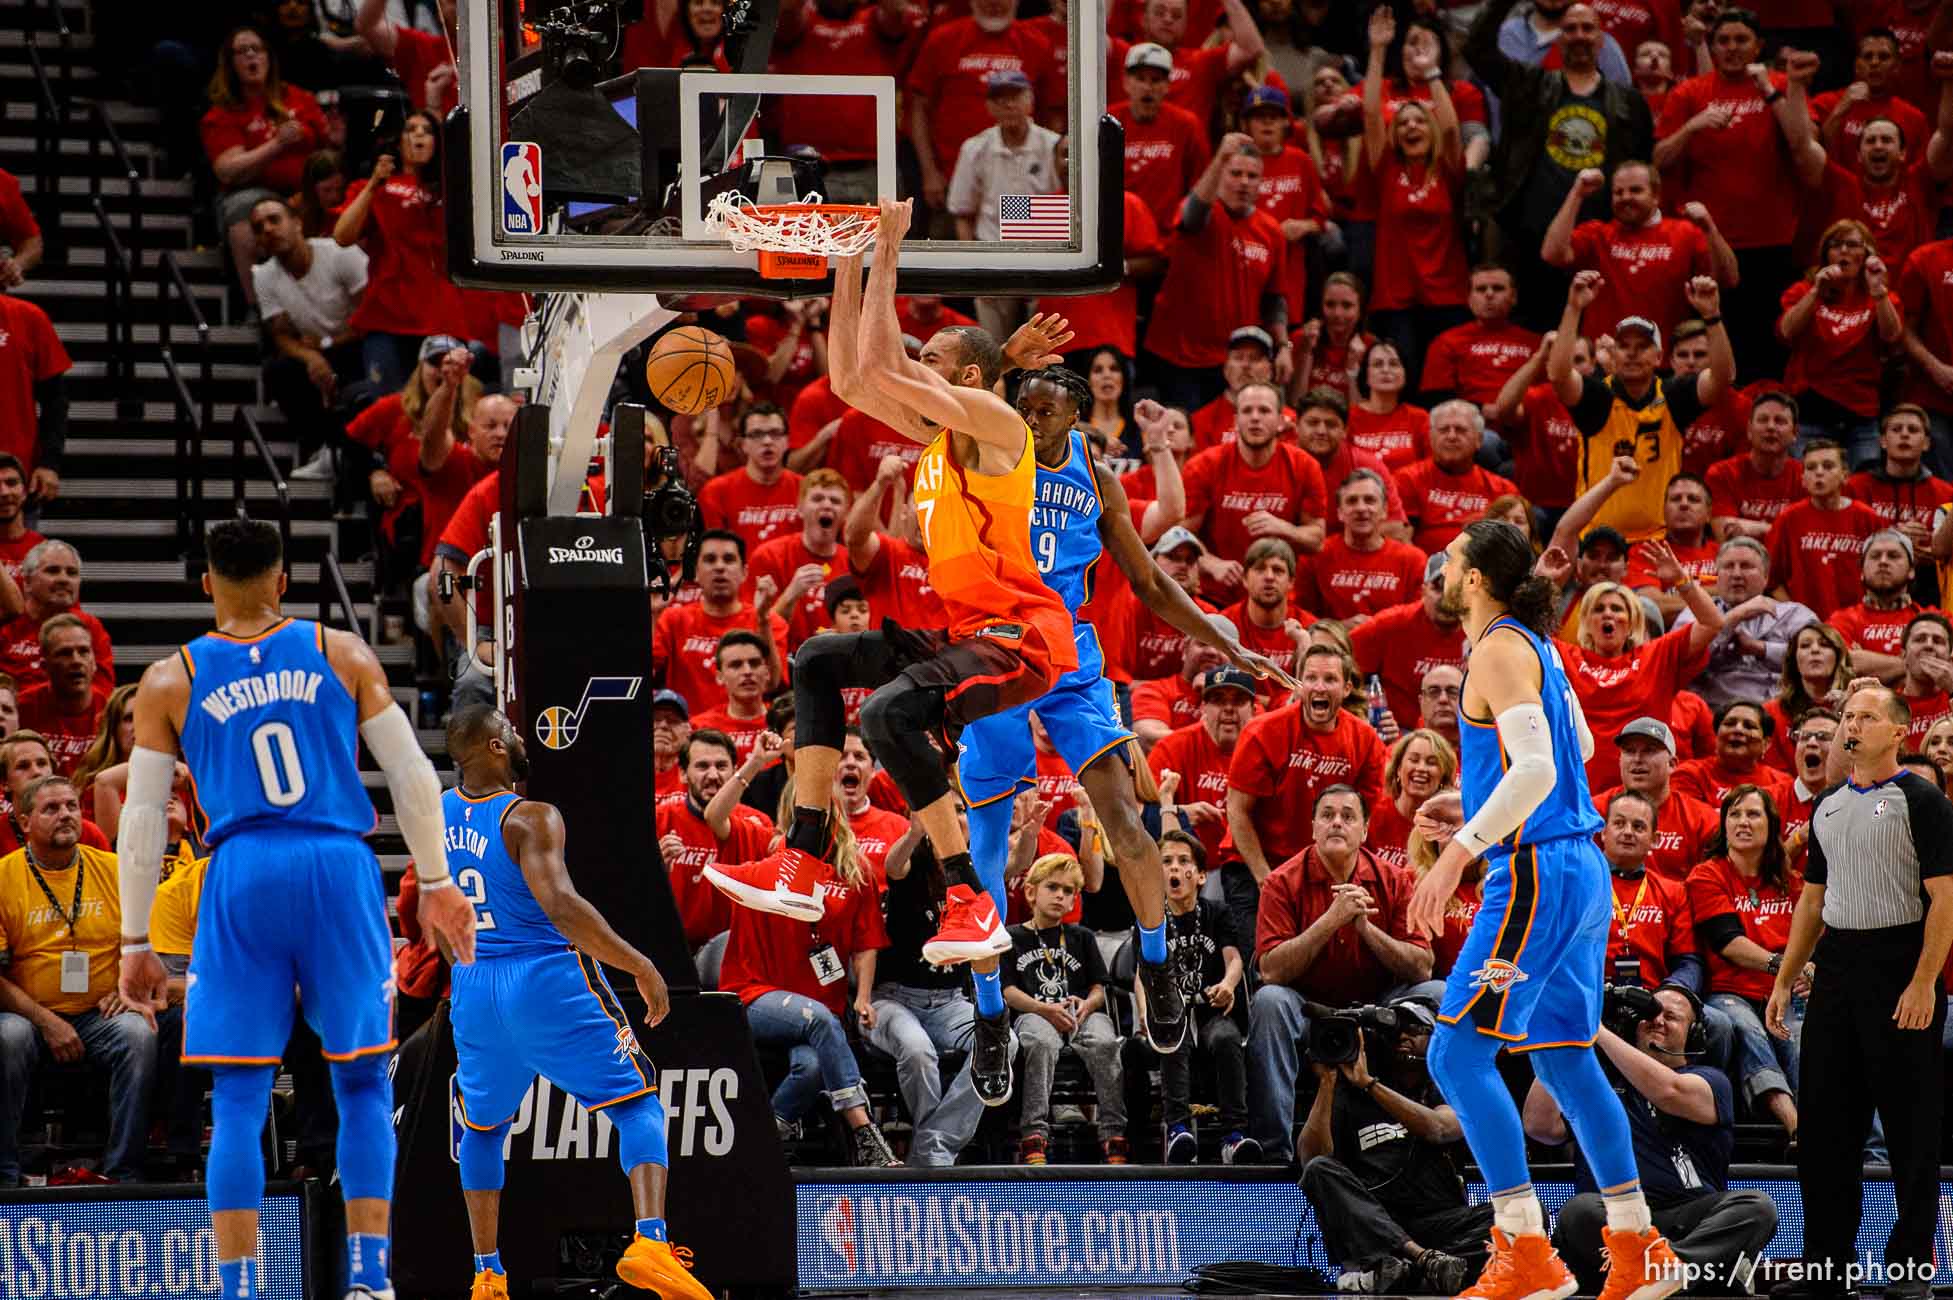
[1687,786,1806,1144]
[201,24,330,304]
[717,802,903,1166]
[1483,495,1540,551]
[1292,272,1373,408]
[71,683,135,822]
[1085,348,1134,453]
[1924,715,1953,785]
[1360,6,1468,382]
[1119,404,1191,503]
[1768,623,1853,770]
[1671,699,1796,810]
[334,109,468,391]
[1779,219,1903,465]
[1367,728,1454,871]
[293,148,348,240]
[1347,340,1429,469]
[1555,549,1725,787]
[1376,14,1489,170]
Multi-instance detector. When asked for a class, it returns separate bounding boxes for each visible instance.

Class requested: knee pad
[207,1066,277,1213]
[328,1054,396,1202]
[860,683,950,811]
[793,634,855,751]
[458,1120,509,1192]
[607,1091,669,1174]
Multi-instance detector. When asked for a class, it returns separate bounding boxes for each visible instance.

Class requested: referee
[1767,685,1953,1300]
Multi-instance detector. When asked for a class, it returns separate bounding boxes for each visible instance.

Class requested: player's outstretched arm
[506,800,669,1026]
[854,199,1027,449]
[115,655,189,1017]
[1407,630,1552,937]
[1092,459,1298,691]
[827,250,935,444]
[325,626,477,964]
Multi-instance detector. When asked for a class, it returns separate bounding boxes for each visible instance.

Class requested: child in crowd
[1004,854,1126,1165]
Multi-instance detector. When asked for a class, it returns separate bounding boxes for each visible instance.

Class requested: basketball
[645,326,737,415]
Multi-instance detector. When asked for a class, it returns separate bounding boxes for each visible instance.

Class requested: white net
[704,192,880,255]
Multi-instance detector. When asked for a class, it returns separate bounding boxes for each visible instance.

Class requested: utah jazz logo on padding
[536,676,641,750]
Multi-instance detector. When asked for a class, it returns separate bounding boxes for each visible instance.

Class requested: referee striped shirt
[1806,772,1953,930]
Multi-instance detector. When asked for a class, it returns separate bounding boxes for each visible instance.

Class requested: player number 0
[249,721,307,807]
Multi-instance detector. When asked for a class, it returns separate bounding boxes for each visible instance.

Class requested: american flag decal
[999,193,1070,241]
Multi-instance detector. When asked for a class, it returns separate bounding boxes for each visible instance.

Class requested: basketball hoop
[704,192,880,279]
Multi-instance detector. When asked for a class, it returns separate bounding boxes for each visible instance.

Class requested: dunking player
[707,199,1236,1110]
[114,518,477,1300]
[952,367,1289,1096]
[440,707,710,1300]
[1409,519,1678,1300]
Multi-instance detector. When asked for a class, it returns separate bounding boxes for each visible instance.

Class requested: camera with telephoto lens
[1602,983,1663,1040]
[1305,1001,1429,1067]
[642,443,703,598]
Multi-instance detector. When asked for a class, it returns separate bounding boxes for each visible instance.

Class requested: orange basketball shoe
[1596,1226,1684,1300]
[616,1235,714,1299]
[704,845,830,921]
[921,884,1012,965]
[468,1270,509,1300]
[1456,1228,1579,1300]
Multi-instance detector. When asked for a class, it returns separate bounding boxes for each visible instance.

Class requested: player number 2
[456,868,497,930]
[1035,530,1057,574]
[250,721,307,807]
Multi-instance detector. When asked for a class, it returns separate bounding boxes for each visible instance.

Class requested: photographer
[1298,998,1486,1296]
[1525,986,1777,1297]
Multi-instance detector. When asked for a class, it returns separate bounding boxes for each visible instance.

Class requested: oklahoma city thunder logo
[613,1024,643,1064]
[536,676,642,750]
[1470,958,1529,993]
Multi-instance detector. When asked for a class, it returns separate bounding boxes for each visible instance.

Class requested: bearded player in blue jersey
[945,368,1293,1111]
[1409,519,1680,1300]
[115,518,477,1300]
[439,706,709,1300]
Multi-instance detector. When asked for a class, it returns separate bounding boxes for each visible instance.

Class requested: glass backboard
[453,0,1119,296]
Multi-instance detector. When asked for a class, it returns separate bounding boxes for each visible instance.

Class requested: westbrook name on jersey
[179,618,374,845]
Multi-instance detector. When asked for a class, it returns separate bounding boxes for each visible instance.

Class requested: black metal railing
[232,407,293,560]
[90,198,135,412]
[87,101,142,270]
[319,552,363,639]
[21,37,64,259]
[156,251,212,432]
[159,345,202,560]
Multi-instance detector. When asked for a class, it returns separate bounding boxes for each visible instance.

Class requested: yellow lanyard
[1611,873,1650,935]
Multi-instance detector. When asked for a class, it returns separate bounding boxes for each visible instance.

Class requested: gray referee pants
[1797,922,1944,1286]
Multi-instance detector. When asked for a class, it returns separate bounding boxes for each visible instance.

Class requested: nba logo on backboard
[501,141,543,236]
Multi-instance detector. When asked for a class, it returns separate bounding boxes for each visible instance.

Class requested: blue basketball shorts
[1436,835,1612,1050]
[449,946,658,1129]
[183,828,395,1065]
[956,664,1135,808]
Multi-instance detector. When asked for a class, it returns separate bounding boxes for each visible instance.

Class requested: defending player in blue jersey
[949,369,1292,1106]
[115,518,476,1300]
[1409,520,1681,1300]
[440,706,710,1300]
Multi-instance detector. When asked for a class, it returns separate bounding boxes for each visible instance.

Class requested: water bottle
[1366,674,1387,728]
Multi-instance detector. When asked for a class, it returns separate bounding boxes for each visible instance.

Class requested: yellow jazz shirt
[0,844,123,1014]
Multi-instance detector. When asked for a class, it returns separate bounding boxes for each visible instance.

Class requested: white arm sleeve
[1455,703,1558,859]
[360,704,454,888]
[1568,687,1596,763]
[115,745,177,940]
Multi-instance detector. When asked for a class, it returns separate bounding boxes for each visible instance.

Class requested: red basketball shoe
[921,884,1012,965]
[703,846,830,921]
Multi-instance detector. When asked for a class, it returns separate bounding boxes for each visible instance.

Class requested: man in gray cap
[1673,537,1817,712]
[948,68,1061,342]
[1122,0,1266,125]
[1110,42,1210,230]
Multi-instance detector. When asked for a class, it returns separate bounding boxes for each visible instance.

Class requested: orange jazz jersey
[909,422,1078,673]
